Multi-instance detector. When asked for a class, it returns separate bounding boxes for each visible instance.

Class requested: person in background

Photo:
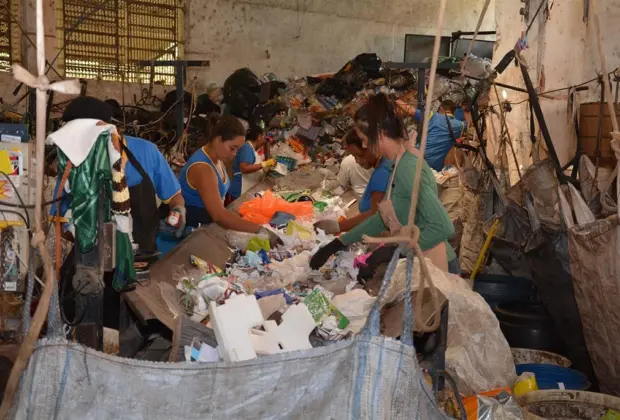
[228,124,275,202]
[315,128,391,234]
[179,115,280,246]
[396,98,468,171]
[337,154,372,196]
[51,96,186,251]
[310,93,459,275]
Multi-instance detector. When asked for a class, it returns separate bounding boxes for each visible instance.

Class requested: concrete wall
[1,0,496,111]
[493,0,620,182]
[185,0,497,85]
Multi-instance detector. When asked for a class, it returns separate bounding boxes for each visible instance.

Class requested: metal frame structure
[0,0,12,72]
[59,0,184,84]
[136,60,210,138]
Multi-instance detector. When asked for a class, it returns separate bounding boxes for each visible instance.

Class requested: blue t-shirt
[50,136,181,217]
[358,157,392,213]
[179,147,230,209]
[415,111,466,171]
[229,142,256,199]
[454,107,465,122]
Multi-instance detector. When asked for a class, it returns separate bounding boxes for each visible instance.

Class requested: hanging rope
[0,0,80,416]
[461,0,493,71]
[493,84,523,182]
[362,0,449,333]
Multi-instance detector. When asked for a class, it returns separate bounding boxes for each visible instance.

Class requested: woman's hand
[258,227,283,248]
[313,219,340,235]
[309,239,346,270]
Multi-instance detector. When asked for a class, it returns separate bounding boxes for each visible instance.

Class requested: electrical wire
[0,210,30,230]
[0,195,65,210]
[6,9,64,80]
[0,172,31,228]
[526,0,549,35]
[112,92,187,130]
[488,69,618,110]
[46,0,115,75]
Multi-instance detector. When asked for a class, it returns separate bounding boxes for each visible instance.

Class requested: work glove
[357,245,398,282]
[258,227,283,248]
[169,206,187,239]
[309,238,346,270]
[313,219,340,235]
[261,159,277,170]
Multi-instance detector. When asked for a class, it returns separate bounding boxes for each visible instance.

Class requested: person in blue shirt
[50,96,186,252]
[49,96,186,338]
[397,99,468,171]
[179,115,281,246]
[314,128,392,234]
[228,124,275,202]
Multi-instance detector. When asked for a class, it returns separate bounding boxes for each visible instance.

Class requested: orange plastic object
[238,190,314,225]
[463,388,513,420]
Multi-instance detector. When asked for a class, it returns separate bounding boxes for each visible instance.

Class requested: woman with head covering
[179,115,280,246]
[310,93,459,275]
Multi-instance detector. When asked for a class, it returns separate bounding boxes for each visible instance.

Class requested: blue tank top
[179,147,230,209]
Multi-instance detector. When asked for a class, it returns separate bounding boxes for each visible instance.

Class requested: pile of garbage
[129,52,493,166]
[174,189,371,357]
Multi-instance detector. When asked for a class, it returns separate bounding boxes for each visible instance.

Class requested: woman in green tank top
[310,93,459,274]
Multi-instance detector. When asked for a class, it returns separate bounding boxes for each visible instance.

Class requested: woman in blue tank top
[179,116,280,245]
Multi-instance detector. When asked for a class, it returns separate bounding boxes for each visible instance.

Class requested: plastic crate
[275,156,297,172]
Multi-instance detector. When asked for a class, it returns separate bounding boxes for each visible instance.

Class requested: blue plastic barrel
[516,363,589,390]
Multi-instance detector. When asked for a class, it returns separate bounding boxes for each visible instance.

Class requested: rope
[461,0,493,70]
[55,163,72,280]
[493,84,523,182]
[0,0,77,415]
[362,0,449,333]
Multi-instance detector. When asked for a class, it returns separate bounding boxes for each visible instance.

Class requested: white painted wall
[185,0,496,85]
[493,0,620,181]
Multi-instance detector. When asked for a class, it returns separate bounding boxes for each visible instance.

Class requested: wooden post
[0,0,79,416]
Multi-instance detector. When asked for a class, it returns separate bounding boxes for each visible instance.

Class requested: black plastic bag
[223,68,261,120]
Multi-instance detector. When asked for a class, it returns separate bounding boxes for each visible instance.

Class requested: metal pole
[416,68,426,145]
[175,62,185,139]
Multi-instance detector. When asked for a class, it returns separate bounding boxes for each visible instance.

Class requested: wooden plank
[579,102,620,167]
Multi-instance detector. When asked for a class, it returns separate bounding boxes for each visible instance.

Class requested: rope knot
[30,230,45,247]
[401,224,420,249]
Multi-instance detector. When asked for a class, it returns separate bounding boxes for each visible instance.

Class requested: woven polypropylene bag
[11,249,448,420]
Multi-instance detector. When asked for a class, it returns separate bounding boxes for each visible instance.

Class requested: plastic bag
[239,190,314,224]
[463,388,524,420]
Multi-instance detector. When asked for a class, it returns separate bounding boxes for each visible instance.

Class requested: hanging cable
[0,172,31,228]
[526,0,549,35]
